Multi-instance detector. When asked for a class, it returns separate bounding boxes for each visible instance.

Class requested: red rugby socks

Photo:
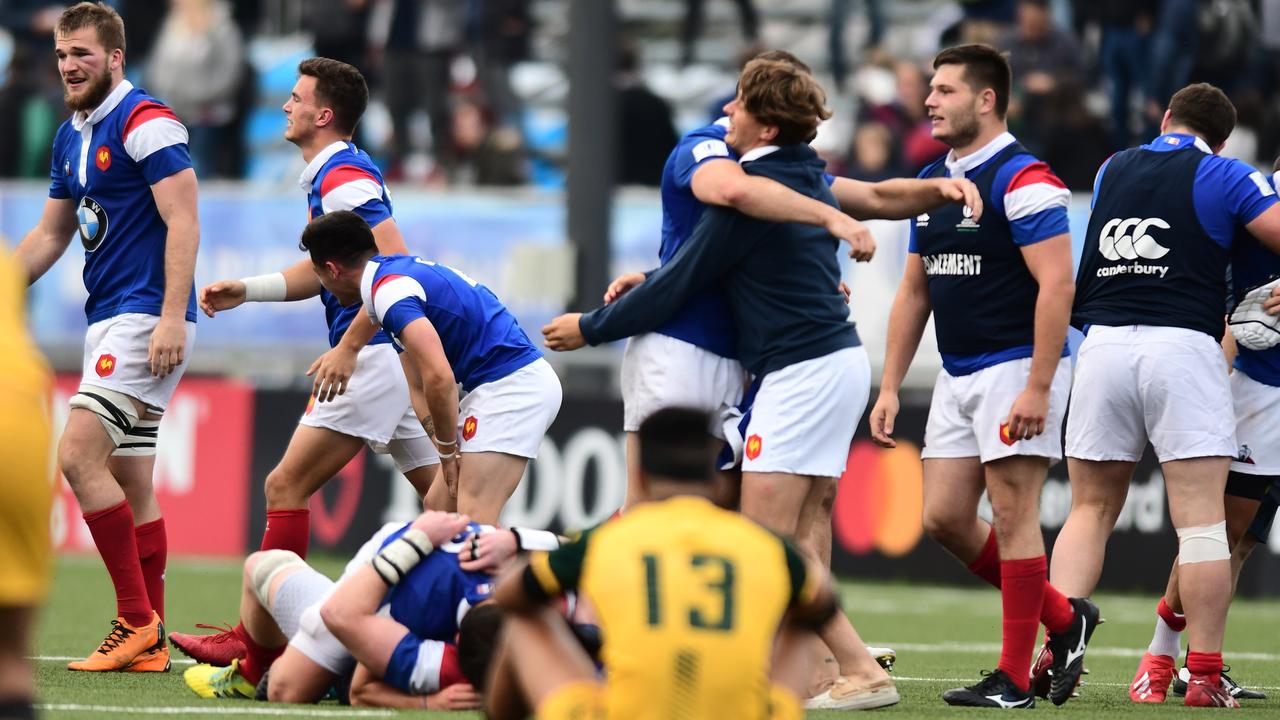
[997,556,1048,690]
[134,517,168,622]
[261,509,311,558]
[84,500,153,627]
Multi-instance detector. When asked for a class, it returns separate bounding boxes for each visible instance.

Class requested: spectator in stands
[844,121,902,182]
[1084,0,1157,150]
[451,96,527,186]
[308,0,372,76]
[948,0,1016,45]
[999,0,1083,152]
[468,0,532,129]
[616,42,678,187]
[1034,79,1111,191]
[681,0,759,66]
[376,0,466,183]
[146,0,246,179]
[1142,0,1196,139]
[829,0,886,92]
[859,59,946,174]
[0,1,63,178]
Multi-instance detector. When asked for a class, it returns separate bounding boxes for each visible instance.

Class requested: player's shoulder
[675,119,733,163]
[119,90,183,137]
[318,148,384,195]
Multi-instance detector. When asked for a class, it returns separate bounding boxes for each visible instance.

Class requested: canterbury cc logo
[1098,217,1171,261]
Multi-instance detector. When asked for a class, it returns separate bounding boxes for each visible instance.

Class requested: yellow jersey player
[487,407,843,720]
[0,243,53,719]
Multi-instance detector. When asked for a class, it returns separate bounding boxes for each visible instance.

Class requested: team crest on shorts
[95,145,111,172]
[304,395,316,415]
[94,353,116,378]
[998,422,1017,446]
[77,196,109,251]
[745,434,763,460]
[463,416,478,441]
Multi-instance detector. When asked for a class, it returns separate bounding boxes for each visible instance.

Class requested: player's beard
[64,66,114,113]
[937,105,981,149]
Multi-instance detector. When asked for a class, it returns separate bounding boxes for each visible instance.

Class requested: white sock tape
[1177,521,1229,564]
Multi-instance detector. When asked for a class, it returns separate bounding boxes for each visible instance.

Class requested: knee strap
[113,417,161,457]
[69,385,140,446]
[250,549,307,610]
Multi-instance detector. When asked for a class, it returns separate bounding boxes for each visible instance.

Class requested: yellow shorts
[0,380,53,605]
[537,682,801,720]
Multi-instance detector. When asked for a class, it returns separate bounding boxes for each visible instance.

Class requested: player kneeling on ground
[485,407,851,720]
[183,511,549,709]
[300,211,561,524]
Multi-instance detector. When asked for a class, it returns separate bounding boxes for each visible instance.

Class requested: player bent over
[487,408,841,720]
[185,511,527,708]
[1128,162,1280,704]
[1052,83,1280,708]
[175,58,440,665]
[869,44,1093,708]
[16,2,199,672]
[302,211,562,522]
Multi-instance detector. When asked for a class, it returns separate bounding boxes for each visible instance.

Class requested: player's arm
[543,207,745,350]
[397,316,462,489]
[320,512,471,675]
[869,253,931,448]
[830,176,983,222]
[1008,233,1074,439]
[148,167,200,378]
[13,197,78,285]
[692,159,874,260]
[493,532,590,615]
[349,663,481,710]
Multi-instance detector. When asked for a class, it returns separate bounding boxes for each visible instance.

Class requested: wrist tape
[242,273,288,302]
[371,528,434,586]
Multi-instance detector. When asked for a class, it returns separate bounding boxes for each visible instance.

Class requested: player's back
[582,496,796,720]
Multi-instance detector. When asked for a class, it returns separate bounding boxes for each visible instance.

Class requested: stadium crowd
[5,1,1280,719]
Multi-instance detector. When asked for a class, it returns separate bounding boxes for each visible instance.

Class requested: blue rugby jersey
[909,133,1071,376]
[47,81,196,323]
[300,141,395,348]
[1231,171,1280,386]
[1075,133,1278,340]
[360,254,542,391]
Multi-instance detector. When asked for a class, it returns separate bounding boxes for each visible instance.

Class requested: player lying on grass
[300,210,562,525]
[485,407,858,720]
[184,511,557,709]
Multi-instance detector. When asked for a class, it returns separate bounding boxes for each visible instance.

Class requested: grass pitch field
[36,555,1280,718]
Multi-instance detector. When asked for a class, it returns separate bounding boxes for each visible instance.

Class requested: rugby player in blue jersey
[1128,158,1280,705]
[868,44,1086,708]
[1056,83,1280,708]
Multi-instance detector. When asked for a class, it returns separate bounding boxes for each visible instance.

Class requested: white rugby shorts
[1065,325,1235,463]
[301,343,437,471]
[921,356,1071,464]
[736,346,871,477]
[458,357,562,458]
[1229,369,1280,475]
[80,312,196,412]
[621,332,746,436]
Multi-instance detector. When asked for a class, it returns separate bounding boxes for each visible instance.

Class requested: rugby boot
[942,669,1036,709]
[866,645,896,672]
[169,622,246,666]
[67,612,166,671]
[1129,652,1175,703]
[805,676,900,710]
[185,658,256,699]
[1046,597,1102,705]
[124,642,171,672]
[1172,665,1267,700]
[1184,675,1241,708]
[1029,643,1052,698]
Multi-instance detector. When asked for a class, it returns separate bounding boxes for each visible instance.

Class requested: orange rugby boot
[67,612,166,672]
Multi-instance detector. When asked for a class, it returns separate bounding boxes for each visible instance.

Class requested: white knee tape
[113,417,161,457]
[1177,521,1230,564]
[250,549,306,609]
[69,385,140,446]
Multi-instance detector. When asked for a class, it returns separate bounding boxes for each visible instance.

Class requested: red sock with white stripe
[996,556,1047,691]
[1148,597,1185,659]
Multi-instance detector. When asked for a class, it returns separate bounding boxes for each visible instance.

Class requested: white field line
[880,642,1280,662]
[36,704,393,717]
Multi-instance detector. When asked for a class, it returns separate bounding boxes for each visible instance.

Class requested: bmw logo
[78,196,108,251]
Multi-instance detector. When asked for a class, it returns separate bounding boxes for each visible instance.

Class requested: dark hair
[1272,156,1280,173]
[1168,83,1236,149]
[933,44,1012,119]
[736,58,831,145]
[637,407,716,482]
[297,57,369,135]
[298,210,376,267]
[57,2,126,54]
[457,604,505,691]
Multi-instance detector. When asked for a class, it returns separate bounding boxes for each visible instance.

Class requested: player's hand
[1264,286,1280,315]
[838,280,852,305]
[148,317,186,378]
[1005,386,1049,440]
[410,509,471,546]
[869,392,900,448]
[936,178,984,222]
[827,213,876,262]
[458,529,518,572]
[426,683,482,711]
[198,280,247,318]
[542,313,586,351]
[604,272,647,304]
[307,346,357,402]
[440,454,461,500]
